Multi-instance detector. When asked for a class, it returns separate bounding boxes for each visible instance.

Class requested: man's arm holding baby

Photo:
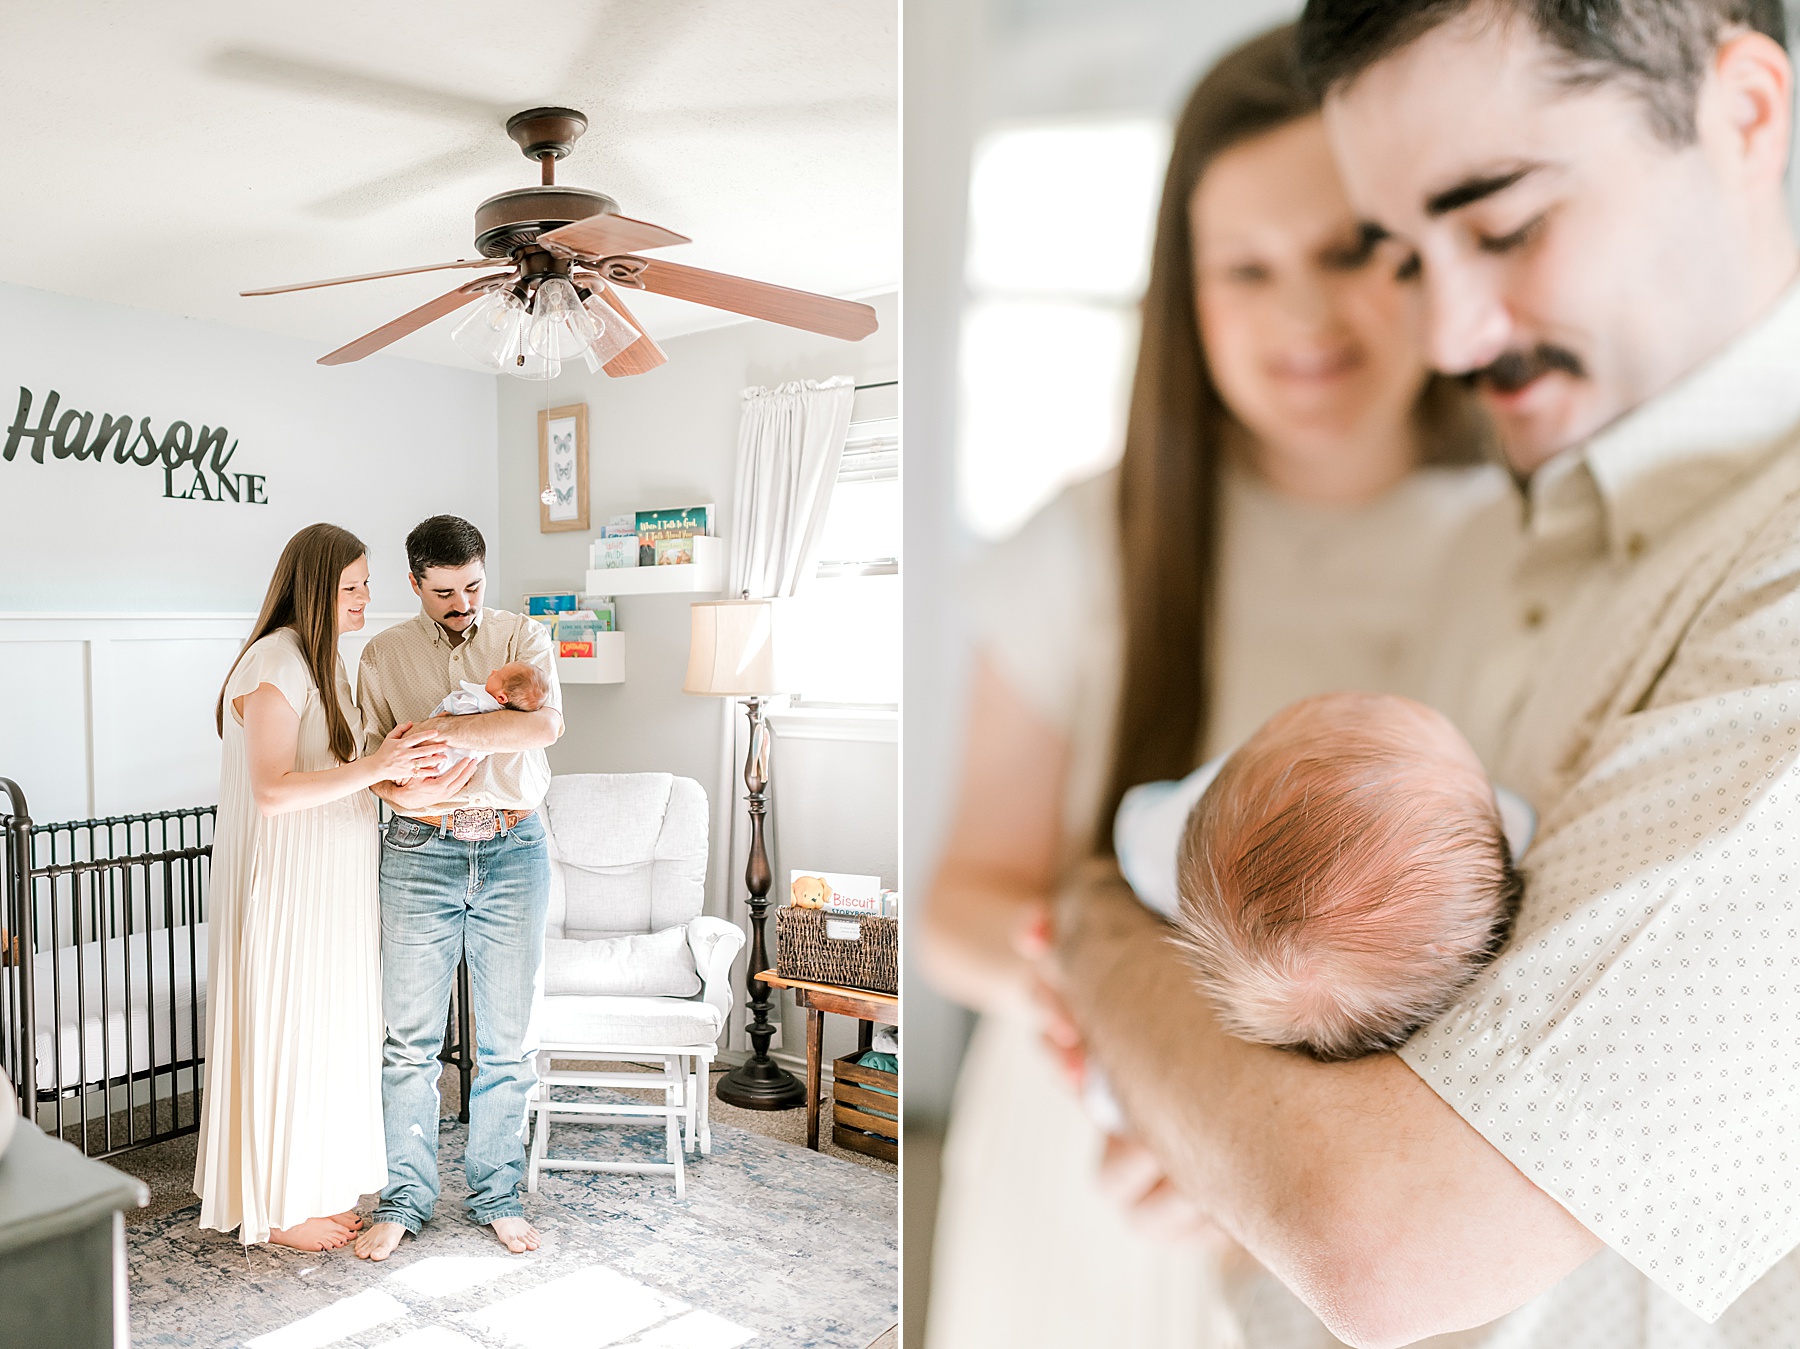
[417,706,562,753]
[1052,861,1599,1349]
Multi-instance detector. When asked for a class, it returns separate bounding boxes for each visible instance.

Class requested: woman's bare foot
[489,1216,540,1254]
[269,1216,355,1252]
[353,1220,409,1261]
[328,1209,367,1233]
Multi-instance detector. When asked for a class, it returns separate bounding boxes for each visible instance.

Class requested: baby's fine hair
[496,662,549,711]
[1174,692,1522,1061]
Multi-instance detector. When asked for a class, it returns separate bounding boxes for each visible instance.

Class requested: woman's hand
[367,721,450,782]
[380,756,479,812]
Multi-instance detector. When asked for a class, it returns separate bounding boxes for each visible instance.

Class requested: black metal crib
[1,778,476,1162]
[0,778,214,1158]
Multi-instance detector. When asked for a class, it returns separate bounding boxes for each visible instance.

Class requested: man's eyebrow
[1424,165,1539,218]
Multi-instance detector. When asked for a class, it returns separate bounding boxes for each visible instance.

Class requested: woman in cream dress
[919,26,1508,1349]
[195,523,460,1251]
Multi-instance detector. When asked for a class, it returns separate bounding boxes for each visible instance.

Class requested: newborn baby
[422,661,550,771]
[1115,691,1532,1061]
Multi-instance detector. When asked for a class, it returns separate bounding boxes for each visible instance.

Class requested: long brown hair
[216,523,367,763]
[1095,23,1485,852]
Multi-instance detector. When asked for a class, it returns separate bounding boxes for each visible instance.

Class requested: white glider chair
[527,772,744,1198]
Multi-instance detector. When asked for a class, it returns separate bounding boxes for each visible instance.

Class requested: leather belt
[407,807,533,841]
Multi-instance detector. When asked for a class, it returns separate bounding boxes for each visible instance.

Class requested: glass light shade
[526,277,601,362]
[451,290,560,378]
[581,293,642,371]
[683,599,794,697]
[450,290,527,371]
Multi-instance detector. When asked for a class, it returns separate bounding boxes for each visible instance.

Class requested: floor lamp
[684,598,806,1110]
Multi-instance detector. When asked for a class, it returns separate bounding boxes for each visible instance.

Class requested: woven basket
[775,906,898,994]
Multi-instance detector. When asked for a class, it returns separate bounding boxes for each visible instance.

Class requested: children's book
[556,613,608,646]
[788,870,884,915]
[525,591,579,616]
[653,536,694,566]
[576,597,617,631]
[635,505,713,566]
[592,535,638,569]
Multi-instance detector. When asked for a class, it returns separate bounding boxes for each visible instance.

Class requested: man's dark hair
[1297,0,1787,143]
[406,514,486,578]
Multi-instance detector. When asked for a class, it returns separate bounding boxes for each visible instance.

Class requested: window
[788,415,901,707]
[958,119,1170,539]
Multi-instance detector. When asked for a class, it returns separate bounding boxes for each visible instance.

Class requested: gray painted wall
[491,294,898,1063]
[0,280,499,613]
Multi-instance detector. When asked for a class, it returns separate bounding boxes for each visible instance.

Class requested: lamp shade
[683,598,793,696]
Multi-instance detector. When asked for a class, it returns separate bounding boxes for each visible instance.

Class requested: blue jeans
[372,812,549,1231]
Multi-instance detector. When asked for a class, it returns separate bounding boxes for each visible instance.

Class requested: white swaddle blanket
[430,680,500,767]
[1079,758,1539,1133]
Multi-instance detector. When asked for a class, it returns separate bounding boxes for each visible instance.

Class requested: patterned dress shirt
[1242,281,1800,1348]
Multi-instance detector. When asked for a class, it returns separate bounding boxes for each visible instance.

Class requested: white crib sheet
[3,923,209,1092]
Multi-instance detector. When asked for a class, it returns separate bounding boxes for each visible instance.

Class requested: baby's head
[1175,691,1522,1062]
[484,661,549,711]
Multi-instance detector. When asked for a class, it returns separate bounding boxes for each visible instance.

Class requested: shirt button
[1523,604,1546,629]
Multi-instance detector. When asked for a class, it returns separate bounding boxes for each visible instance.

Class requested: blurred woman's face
[1192,115,1429,494]
[337,556,370,635]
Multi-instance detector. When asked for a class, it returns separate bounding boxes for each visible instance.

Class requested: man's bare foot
[270,1216,354,1252]
[489,1216,540,1254]
[353,1220,409,1261]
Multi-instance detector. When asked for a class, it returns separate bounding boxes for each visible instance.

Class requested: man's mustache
[1463,344,1585,395]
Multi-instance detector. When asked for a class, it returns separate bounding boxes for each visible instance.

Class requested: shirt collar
[1530,276,1800,558]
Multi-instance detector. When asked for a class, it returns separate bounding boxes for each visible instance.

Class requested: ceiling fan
[242,107,880,377]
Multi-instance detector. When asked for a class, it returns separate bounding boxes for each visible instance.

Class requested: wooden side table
[757,970,897,1152]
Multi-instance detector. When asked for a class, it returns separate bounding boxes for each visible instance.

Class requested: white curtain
[727,376,857,599]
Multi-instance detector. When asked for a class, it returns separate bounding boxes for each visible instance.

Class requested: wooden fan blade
[584,281,668,377]
[633,259,878,341]
[243,258,504,297]
[539,213,691,260]
[317,274,509,366]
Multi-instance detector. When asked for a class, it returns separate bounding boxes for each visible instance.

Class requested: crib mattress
[3,923,209,1093]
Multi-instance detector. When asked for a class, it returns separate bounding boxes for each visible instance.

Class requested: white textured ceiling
[0,0,897,370]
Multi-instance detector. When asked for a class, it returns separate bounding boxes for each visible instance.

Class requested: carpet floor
[113,1070,896,1349]
[117,1064,893,1229]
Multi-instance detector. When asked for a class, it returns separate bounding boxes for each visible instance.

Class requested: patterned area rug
[129,1112,896,1349]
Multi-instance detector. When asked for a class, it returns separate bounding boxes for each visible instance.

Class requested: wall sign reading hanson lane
[2,385,270,505]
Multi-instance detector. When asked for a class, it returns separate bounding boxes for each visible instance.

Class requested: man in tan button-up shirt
[1044,4,1800,1347]
[352,515,563,1264]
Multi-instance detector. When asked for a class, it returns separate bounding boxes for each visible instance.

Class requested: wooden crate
[831,1051,898,1163]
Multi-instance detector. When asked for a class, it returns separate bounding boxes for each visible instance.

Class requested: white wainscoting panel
[0,637,90,821]
[0,613,410,825]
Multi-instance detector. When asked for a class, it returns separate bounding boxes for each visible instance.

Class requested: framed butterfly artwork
[536,402,590,534]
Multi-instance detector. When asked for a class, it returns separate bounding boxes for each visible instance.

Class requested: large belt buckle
[449,807,501,842]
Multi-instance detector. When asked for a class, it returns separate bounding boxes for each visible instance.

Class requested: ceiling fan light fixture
[581,293,641,370]
[526,277,600,363]
[450,289,529,372]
